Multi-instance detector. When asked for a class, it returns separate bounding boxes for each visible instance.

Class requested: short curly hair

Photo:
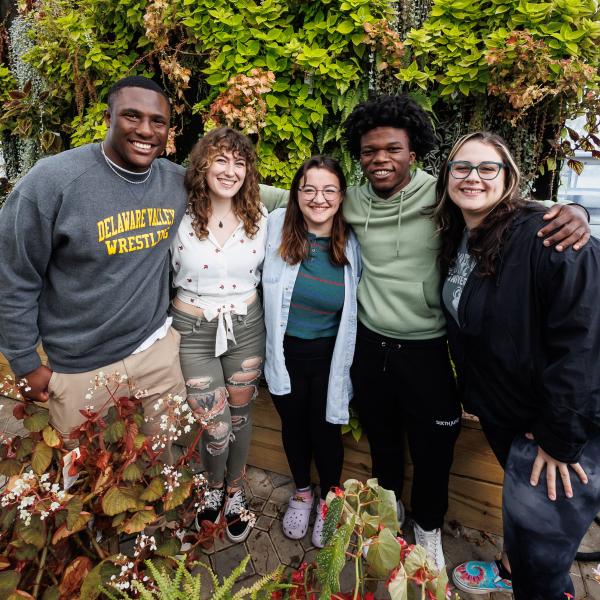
[343,95,436,160]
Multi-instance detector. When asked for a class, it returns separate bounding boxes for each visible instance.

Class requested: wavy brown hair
[279,156,349,266]
[434,131,533,277]
[184,127,261,239]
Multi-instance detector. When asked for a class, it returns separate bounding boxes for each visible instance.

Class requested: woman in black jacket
[434,131,600,600]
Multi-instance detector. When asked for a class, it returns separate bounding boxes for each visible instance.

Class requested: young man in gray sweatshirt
[0,76,188,440]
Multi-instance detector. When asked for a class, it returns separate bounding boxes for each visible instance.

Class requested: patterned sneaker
[452,560,513,595]
[195,486,225,531]
[224,488,252,543]
[414,523,445,572]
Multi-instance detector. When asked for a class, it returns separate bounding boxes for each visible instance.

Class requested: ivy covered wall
[0,0,598,200]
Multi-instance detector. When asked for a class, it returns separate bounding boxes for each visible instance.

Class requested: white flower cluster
[1,471,66,525]
[192,473,208,509]
[161,465,183,493]
[133,533,157,557]
[238,507,257,528]
[109,560,150,591]
[149,394,195,451]
[84,371,129,402]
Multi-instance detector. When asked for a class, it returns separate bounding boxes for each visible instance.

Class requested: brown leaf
[52,513,92,545]
[58,556,92,598]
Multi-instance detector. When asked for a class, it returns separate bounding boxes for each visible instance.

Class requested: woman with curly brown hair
[170,127,266,543]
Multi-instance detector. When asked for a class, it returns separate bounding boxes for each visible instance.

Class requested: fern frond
[231,564,284,599]
[212,555,251,600]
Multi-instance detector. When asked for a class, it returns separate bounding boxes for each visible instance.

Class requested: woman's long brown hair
[434,131,530,277]
[279,156,349,266]
[184,127,262,239]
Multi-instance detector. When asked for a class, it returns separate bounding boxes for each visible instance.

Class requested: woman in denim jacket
[263,156,361,547]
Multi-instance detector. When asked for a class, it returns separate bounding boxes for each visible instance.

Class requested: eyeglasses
[298,186,341,201]
[448,161,506,180]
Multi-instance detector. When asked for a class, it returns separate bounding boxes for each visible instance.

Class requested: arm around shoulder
[259,184,289,212]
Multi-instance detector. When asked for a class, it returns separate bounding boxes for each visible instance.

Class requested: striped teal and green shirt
[286,234,345,339]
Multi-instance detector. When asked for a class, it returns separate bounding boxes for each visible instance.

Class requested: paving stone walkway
[197,466,600,600]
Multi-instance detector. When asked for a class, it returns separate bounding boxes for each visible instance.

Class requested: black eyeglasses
[448,161,506,180]
[298,186,341,201]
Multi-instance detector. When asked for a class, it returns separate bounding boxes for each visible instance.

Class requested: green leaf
[0,571,19,595]
[66,497,84,531]
[23,410,50,433]
[16,514,46,549]
[164,480,192,511]
[15,438,34,460]
[42,586,59,600]
[139,477,165,502]
[123,463,143,482]
[365,527,401,577]
[404,543,430,575]
[0,459,22,477]
[101,486,138,516]
[42,426,61,448]
[32,441,53,475]
[322,495,343,546]
[315,520,354,597]
[336,20,355,34]
[119,508,157,534]
[80,559,120,600]
[104,420,126,444]
[155,536,181,558]
[387,563,408,600]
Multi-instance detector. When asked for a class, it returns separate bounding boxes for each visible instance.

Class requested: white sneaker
[413,523,445,572]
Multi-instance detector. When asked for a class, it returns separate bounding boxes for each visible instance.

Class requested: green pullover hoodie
[261,167,445,341]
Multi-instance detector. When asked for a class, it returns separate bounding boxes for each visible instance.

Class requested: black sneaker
[194,486,225,531]
[224,488,252,542]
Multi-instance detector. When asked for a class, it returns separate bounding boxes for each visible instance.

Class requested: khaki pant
[48,327,186,447]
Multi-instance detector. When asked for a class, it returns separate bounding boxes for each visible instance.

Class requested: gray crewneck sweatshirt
[0,143,187,375]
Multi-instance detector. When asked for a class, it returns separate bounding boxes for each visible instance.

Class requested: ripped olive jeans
[170,300,265,487]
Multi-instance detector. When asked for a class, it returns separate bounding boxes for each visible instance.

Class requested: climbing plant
[386,0,600,195]
[0,0,395,189]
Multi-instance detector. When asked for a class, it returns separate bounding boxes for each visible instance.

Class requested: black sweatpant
[351,322,461,530]
[480,422,600,600]
[270,335,344,500]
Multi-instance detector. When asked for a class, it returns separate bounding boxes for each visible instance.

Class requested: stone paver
[246,528,280,575]
[246,465,274,500]
[212,541,255,581]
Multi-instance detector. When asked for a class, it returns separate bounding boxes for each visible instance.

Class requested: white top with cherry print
[171,206,267,356]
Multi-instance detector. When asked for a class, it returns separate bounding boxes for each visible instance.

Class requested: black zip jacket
[444,208,600,463]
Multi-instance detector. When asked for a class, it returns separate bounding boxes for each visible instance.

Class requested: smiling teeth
[132,141,151,150]
[374,170,391,176]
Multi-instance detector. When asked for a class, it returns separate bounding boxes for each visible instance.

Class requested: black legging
[270,335,344,500]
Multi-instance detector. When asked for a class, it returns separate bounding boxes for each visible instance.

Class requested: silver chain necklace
[100,143,153,185]
[212,205,233,228]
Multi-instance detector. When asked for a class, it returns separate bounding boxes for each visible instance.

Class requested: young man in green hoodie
[260,94,590,570]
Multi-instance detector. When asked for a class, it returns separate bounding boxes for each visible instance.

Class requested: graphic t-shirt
[443,230,476,326]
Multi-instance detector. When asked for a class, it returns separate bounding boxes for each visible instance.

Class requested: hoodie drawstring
[395,191,405,256]
[364,197,373,233]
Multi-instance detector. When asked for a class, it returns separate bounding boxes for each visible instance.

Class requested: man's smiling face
[103,87,170,173]
[359,127,416,198]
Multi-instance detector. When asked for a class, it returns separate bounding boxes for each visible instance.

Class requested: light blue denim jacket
[263,208,361,425]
